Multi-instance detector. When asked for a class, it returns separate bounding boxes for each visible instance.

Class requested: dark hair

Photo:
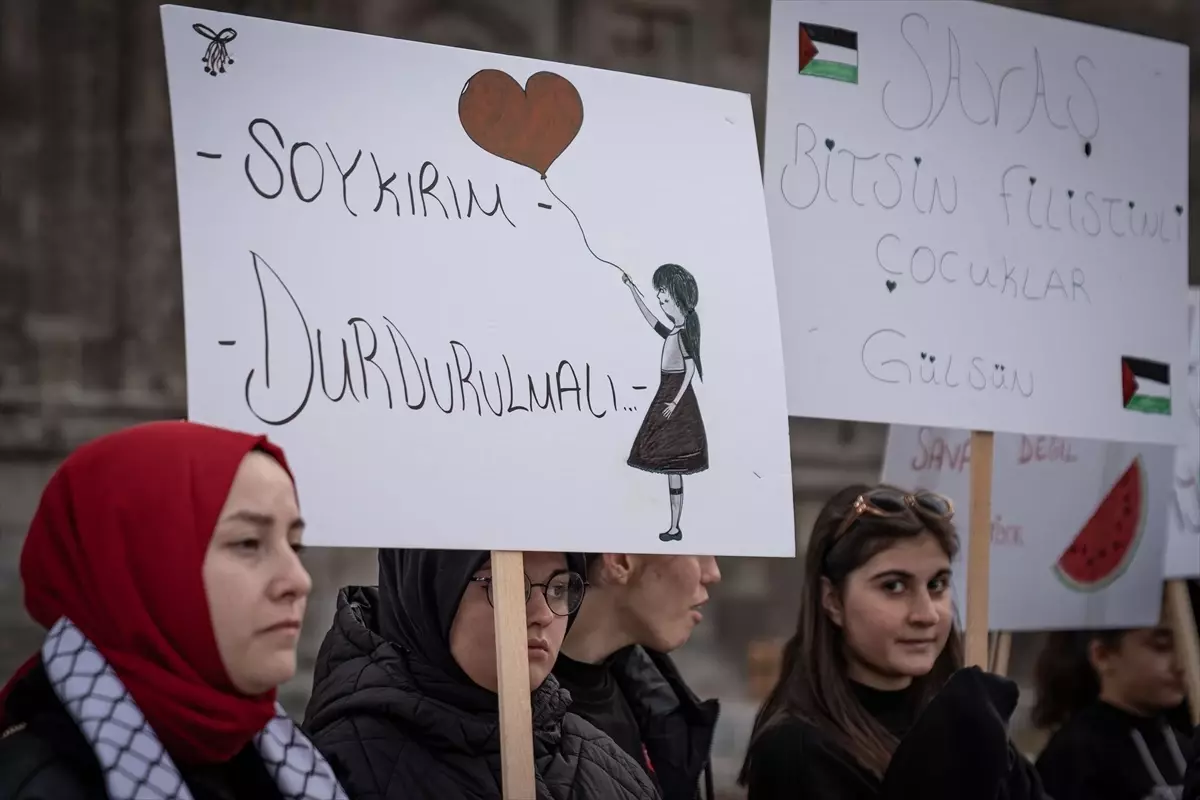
[739,484,964,782]
[652,263,702,380]
[1031,629,1130,729]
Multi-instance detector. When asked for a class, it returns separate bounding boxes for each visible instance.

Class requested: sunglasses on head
[832,487,954,541]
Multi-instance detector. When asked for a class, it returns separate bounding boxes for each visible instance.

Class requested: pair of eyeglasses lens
[479,571,586,616]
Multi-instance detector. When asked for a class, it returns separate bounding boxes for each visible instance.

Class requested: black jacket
[743,667,1045,800]
[1036,701,1194,800]
[301,576,659,800]
[555,647,717,800]
[882,667,1046,800]
[0,661,280,800]
[611,647,718,800]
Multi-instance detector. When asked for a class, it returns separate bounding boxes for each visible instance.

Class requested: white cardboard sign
[765,1,1189,445]
[162,7,795,556]
[1165,288,1200,578]
[883,425,1172,630]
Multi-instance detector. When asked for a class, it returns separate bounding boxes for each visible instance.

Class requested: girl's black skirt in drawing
[627,371,709,474]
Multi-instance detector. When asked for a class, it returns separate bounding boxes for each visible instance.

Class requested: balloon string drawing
[458,68,632,283]
[542,179,628,279]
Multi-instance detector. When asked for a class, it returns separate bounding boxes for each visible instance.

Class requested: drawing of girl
[623,264,709,542]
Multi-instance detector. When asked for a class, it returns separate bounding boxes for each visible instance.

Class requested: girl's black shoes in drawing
[659,528,683,542]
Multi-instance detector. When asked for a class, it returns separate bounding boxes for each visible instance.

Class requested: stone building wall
[0,0,1195,794]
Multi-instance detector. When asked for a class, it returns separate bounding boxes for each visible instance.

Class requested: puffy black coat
[302,561,659,800]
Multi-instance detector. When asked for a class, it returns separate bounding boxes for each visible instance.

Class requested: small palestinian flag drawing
[1121,356,1171,415]
[798,22,859,84]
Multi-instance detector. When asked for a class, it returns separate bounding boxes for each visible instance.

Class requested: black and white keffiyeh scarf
[42,616,348,800]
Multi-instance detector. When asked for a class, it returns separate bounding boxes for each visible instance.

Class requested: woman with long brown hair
[738,484,1043,800]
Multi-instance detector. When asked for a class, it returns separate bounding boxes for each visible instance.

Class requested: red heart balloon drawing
[458,69,584,177]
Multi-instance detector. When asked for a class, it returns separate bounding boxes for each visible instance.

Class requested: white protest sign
[765,1,1189,444]
[883,425,1172,630]
[161,7,795,556]
[1165,288,1200,578]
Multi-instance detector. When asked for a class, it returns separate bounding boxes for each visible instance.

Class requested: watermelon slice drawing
[1054,456,1147,592]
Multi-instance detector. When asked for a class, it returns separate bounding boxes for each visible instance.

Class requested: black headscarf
[376,549,587,697]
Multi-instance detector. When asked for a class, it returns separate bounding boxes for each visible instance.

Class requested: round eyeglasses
[469,570,587,617]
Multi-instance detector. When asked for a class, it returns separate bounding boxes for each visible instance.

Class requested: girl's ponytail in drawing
[683,308,702,380]
[651,263,703,380]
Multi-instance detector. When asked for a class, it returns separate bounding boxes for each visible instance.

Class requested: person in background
[1033,626,1194,800]
[738,484,1044,800]
[301,548,659,800]
[0,421,344,800]
[554,553,722,799]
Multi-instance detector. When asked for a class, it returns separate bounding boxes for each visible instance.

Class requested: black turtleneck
[1036,700,1195,800]
[850,681,921,740]
[554,653,649,774]
[743,680,921,800]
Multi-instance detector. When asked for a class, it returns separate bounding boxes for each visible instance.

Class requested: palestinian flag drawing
[798,22,859,84]
[1121,356,1171,415]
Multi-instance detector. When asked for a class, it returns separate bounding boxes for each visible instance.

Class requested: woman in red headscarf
[0,421,346,800]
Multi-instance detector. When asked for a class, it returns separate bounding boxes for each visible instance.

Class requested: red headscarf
[0,420,295,764]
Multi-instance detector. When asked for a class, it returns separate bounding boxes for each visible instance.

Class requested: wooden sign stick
[491,550,536,799]
[965,430,995,669]
[1164,580,1200,726]
[990,631,1013,677]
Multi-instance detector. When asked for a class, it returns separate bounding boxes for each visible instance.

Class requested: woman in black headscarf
[301,548,658,800]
